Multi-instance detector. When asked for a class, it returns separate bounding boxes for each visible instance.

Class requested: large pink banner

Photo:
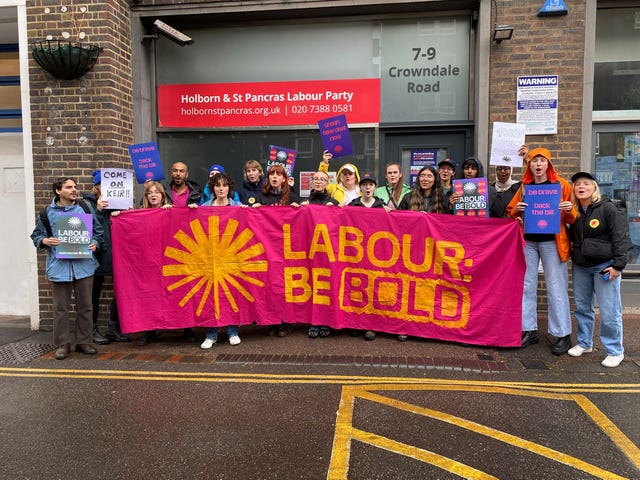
[112,206,525,347]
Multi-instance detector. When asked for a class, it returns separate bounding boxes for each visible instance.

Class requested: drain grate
[0,343,57,364]
[520,358,549,370]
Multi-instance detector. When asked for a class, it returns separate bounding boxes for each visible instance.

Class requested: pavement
[2,311,640,372]
[2,313,640,479]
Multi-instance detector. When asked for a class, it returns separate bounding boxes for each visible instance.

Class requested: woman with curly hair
[398,165,447,213]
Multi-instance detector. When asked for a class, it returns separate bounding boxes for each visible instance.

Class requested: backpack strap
[39,207,52,238]
[78,199,91,214]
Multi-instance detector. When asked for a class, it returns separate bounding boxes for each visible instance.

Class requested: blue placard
[524,184,561,234]
[54,212,93,259]
[318,114,354,158]
[128,142,165,184]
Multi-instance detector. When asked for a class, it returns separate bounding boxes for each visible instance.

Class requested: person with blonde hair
[318,150,360,205]
[567,172,632,367]
[239,159,265,206]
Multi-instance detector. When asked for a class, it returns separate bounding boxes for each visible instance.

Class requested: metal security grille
[0,343,56,364]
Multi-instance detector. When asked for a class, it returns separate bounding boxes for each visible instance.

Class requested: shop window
[158,129,376,197]
[594,8,640,113]
[594,130,640,266]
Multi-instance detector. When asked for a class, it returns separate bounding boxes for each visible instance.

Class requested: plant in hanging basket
[32,40,100,80]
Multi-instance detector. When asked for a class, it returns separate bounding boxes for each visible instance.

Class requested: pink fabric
[112,205,525,346]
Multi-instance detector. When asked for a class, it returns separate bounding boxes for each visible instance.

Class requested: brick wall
[28,0,134,328]
[489,1,587,312]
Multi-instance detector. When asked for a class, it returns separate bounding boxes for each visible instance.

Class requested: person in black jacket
[301,170,338,206]
[164,161,201,207]
[84,170,130,344]
[568,172,632,368]
[239,159,265,206]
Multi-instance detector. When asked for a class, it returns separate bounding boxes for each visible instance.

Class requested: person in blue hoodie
[31,176,104,360]
[200,164,241,205]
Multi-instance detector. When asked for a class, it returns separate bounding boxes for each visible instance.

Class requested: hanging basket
[31,40,101,80]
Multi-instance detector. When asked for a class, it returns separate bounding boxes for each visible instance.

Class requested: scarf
[494,176,517,193]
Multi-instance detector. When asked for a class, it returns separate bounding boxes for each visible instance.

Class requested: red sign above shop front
[157,79,380,128]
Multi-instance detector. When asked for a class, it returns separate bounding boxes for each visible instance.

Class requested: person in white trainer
[190,172,243,349]
[567,172,632,368]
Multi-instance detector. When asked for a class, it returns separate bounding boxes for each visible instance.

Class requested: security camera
[152,19,194,46]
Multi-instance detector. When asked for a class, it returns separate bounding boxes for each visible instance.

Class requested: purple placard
[452,178,490,217]
[267,145,297,177]
[318,114,354,158]
[524,184,561,234]
[54,212,93,259]
[128,142,165,184]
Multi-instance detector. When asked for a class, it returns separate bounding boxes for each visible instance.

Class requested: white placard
[490,122,527,167]
[102,168,134,210]
[516,75,558,135]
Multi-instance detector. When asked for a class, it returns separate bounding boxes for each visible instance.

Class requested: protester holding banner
[318,150,361,205]
[568,172,632,367]
[506,148,578,354]
[200,164,241,205]
[193,172,243,348]
[398,165,447,214]
[374,163,411,210]
[31,177,104,360]
[239,160,265,206]
[253,164,300,207]
[254,164,299,336]
[349,173,389,340]
[164,161,201,207]
[301,170,338,206]
[84,170,129,344]
[117,181,197,346]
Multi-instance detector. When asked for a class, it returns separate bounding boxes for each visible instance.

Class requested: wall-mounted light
[492,25,514,44]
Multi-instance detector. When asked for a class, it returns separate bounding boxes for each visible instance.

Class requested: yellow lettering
[309,224,336,262]
[402,234,435,273]
[312,268,331,305]
[367,231,400,268]
[434,241,464,279]
[284,267,311,303]
[282,224,306,260]
[338,226,364,263]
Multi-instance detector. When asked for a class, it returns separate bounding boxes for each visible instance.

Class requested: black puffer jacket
[569,200,632,270]
[308,189,336,205]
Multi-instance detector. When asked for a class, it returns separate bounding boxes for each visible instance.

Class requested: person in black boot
[105,296,130,342]
[84,171,112,345]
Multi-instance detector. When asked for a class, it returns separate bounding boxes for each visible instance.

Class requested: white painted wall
[0,133,31,315]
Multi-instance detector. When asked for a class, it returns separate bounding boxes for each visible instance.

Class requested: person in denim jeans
[568,172,632,367]
[506,148,578,355]
[189,172,243,349]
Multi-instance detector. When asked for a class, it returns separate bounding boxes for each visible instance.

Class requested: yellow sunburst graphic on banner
[162,216,267,318]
